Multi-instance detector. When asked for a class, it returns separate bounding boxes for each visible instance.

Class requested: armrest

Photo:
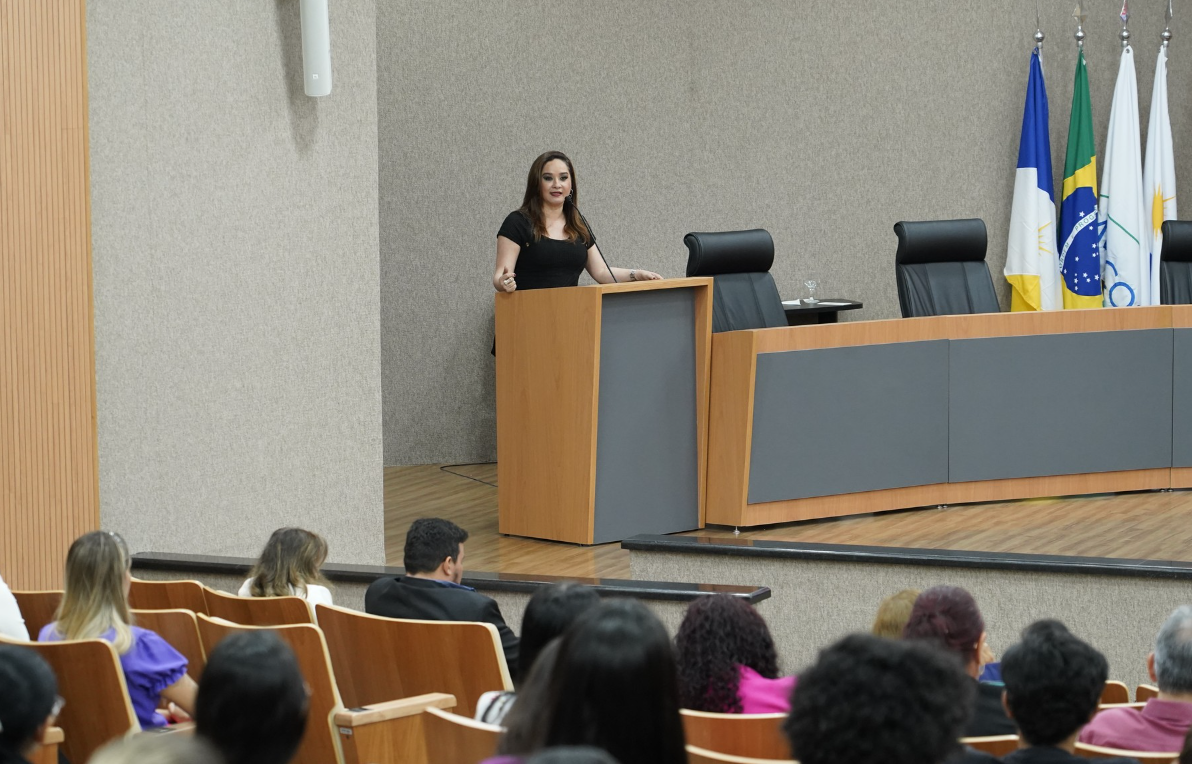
[139,722,196,736]
[334,693,456,727]
[42,727,64,745]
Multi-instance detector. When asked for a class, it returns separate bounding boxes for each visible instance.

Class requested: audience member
[475,582,600,724]
[493,599,686,764]
[498,639,564,754]
[525,748,620,764]
[38,531,195,729]
[238,527,332,607]
[904,585,1014,736]
[0,645,59,764]
[783,633,974,764]
[365,518,519,675]
[674,593,792,713]
[0,572,28,641]
[195,630,308,764]
[1080,606,1192,752]
[872,588,920,639]
[1181,726,1192,764]
[88,735,224,764]
[1001,620,1138,764]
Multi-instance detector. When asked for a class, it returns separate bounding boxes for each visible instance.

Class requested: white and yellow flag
[1100,45,1148,307]
[1143,45,1177,305]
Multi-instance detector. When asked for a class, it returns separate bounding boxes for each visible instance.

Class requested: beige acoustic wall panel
[0,0,99,588]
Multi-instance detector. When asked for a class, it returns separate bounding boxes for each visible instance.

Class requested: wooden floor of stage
[384,464,1192,579]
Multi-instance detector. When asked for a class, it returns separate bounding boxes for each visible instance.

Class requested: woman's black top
[497,210,595,290]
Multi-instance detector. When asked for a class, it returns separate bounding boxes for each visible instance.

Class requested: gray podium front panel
[747,340,950,504]
[1173,329,1192,467]
[593,290,700,543]
[950,330,1173,482]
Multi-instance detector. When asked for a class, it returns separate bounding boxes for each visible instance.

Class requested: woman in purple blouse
[39,531,196,729]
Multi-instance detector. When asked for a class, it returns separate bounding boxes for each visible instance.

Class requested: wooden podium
[496,278,712,544]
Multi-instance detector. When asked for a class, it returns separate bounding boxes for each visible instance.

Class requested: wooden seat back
[961,735,1020,757]
[0,636,138,764]
[680,709,792,760]
[421,706,501,764]
[11,590,62,638]
[128,578,208,614]
[197,615,343,764]
[204,587,313,626]
[1075,742,1178,762]
[685,744,798,764]
[316,604,512,716]
[1100,680,1130,705]
[1137,683,1160,702]
[131,609,206,680]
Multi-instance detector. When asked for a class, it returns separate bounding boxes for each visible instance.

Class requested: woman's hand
[631,270,662,281]
[494,268,517,292]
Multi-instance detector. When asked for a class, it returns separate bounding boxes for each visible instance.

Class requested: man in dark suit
[364,517,519,677]
[1001,620,1139,764]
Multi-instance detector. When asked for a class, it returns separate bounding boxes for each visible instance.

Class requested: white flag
[1100,45,1148,307]
[1143,45,1177,305]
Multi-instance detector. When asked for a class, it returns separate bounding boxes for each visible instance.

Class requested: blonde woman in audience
[871,588,919,639]
[238,527,332,607]
[38,531,196,729]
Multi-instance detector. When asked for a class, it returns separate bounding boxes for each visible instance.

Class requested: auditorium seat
[131,608,206,680]
[685,744,797,764]
[1100,680,1131,705]
[128,578,208,614]
[421,706,502,764]
[680,709,792,759]
[1160,220,1192,304]
[683,229,787,332]
[961,735,1020,757]
[30,726,63,764]
[12,589,62,637]
[196,614,453,764]
[893,219,1000,318]
[203,586,313,626]
[1075,742,1178,762]
[0,635,138,764]
[1137,683,1160,702]
[316,603,512,717]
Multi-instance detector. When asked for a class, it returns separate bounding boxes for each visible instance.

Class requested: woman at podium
[494,150,661,293]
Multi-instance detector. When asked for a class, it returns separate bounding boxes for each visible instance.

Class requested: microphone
[571,196,617,283]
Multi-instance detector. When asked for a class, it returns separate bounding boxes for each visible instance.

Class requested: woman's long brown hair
[247,527,329,598]
[518,150,592,244]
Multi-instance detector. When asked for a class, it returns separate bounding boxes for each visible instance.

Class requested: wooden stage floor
[384,464,1192,579]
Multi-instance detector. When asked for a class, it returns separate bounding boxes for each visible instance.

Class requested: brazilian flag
[1058,49,1103,309]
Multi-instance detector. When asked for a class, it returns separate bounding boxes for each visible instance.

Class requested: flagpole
[1074,1,1086,48]
[1119,0,1131,49]
[1162,0,1173,50]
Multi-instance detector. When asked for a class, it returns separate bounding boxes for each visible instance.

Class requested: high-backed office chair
[1159,220,1192,304]
[894,219,1000,318]
[684,229,787,332]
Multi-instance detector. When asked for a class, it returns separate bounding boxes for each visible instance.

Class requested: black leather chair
[894,219,1000,318]
[684,229,787,333]
[1160,220,1192,304]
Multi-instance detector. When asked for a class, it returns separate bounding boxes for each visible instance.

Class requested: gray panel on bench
[594,289,700,543]
[950,329,1173,481]
[1173,329,1192,467]
[748,340,949,503]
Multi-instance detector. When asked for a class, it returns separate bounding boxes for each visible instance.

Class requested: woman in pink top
[675,594,795,713]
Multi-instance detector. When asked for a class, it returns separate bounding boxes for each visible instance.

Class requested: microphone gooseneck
[572,201,618,284]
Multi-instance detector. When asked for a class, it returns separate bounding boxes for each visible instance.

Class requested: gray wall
[379,0,1192,464]
[88,0,385,564]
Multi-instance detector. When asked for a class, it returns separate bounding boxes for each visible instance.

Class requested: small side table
[782,299,863,326]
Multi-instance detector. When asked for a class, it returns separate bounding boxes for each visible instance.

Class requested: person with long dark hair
[674,593,792,713]
[493,151,661,295]
[903,585,1013,737]
[492,599,686,764]
[238,527,332,607]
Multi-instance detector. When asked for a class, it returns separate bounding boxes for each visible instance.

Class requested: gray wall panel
[594,290,700,543]
[1173,329,1192,467]
[748,341,950,503]
[950,330,1173,482]
[377,0,1192,465]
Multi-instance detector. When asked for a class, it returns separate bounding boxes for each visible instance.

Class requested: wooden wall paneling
[946,306,1170,339]
[704,330,758,527]
[0,0,98,589]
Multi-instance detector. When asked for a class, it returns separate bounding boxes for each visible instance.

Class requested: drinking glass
[804,280,818,304]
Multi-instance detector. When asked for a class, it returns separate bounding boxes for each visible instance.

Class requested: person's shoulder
[37,622,60,642]
[237,578,253,596]
[498,210,532,239]
[305,583,333,606]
